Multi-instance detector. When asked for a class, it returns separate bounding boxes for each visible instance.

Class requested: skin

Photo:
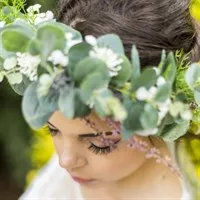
[48,110,182,199]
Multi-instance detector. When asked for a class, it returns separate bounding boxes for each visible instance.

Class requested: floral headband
[0,1,200,143]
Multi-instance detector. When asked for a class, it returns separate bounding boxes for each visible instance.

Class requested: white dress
[19,152,190,200]
[19,154,84,200]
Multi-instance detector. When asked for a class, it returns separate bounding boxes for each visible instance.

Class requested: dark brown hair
[54,0,200,67]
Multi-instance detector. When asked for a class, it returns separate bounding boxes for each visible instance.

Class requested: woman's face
[48,111,152,187]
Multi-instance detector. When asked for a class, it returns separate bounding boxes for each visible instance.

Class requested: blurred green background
[0,0,55,199]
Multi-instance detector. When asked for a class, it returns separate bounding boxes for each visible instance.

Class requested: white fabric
[19,154,84,200]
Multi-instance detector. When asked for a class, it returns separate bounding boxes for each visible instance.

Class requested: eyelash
[44,125,119,155]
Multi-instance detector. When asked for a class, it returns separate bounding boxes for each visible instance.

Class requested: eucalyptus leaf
[194,90,200,105]
[161,52,176,84]
[140,104,158,129]
[154,82,171,102]
[122,97,144,133]
[80,73,109,103]
[22,82,53,129]
[38,88,59,113]
[131,46,141,81]
[36,24,66,63]
[10,75,31,96]
[131,68,157,91]
[1,29,30,52]
[7,73,23,84]
[97,34,124,55]
[185,63,200,90]
[110,55,132,87]
[160,120,190,141]
[73,57,109,84]
[68,42,92,72]
[74,89,91,118]
[58,86,75,119]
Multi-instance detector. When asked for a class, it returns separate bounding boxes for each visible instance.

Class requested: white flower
[157,76,166,87]
[65,33,82,52]
[180,110,193,121]
[89,47,123,77]
[0,21,5,28]
[136,128,158,136]
[27,4,41,13]
[37,73,54,97]
[85,35,97,46]
[16,52,41,81]
[48,50,68,66]
[3,57,17,70]
[34,11,54,25]
[136,87,150,101]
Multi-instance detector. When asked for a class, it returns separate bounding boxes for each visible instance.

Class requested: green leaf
[161,52,177,84]
[10,75,31,96]
[140,104,158,129]
[53,22,82,41]
[185,63,200,90]
[131,46,141,80]
[58,86,75,119]
[36,23,66,63]
[131,68,157,91]
[73,57,109,84]
[97,34,124,55]
[22,82,53,129]
[111,55,132,87]
[38,88,59,113]
[68,42,92,72]
[122,97,144,133]
[160,120,190,141]
[154,82,171,102]
[1,29,30,52]
[74,89,91,118]
[194,90,200,105]
[80,73,109,103]
[7,73,23,84]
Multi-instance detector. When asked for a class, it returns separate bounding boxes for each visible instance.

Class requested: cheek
[91,141,147,181]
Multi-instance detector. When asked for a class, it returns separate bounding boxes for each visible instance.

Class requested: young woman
[20,0,200,199]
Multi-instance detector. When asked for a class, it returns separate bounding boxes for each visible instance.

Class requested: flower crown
[0,2,200,142]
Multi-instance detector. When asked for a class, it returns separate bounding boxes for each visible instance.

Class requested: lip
[72,176,96,184]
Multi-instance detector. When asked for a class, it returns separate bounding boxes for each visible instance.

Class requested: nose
[58,140,87,170]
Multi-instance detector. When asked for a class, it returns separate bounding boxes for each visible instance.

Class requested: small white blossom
[3,57,17,70]
[136,128,158,136]
[85,35,97,46]
[157,76,166,87]
[89,47,123,77]
[0,21,5,28]
[48,50,68,66]
[136,87,150,101]
[16,52,41,81]
[27,4,41,13]
[180,110,193,121]
[34,11,54,25]
[148,86,157,99]
[37,73,54,96]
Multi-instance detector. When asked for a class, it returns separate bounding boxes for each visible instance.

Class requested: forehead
[48,111,111,134]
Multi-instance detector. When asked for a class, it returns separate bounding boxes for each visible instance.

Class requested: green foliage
[97,34,125,55]
[22,82,53,129]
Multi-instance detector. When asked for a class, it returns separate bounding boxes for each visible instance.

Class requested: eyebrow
[47,121,116,137]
